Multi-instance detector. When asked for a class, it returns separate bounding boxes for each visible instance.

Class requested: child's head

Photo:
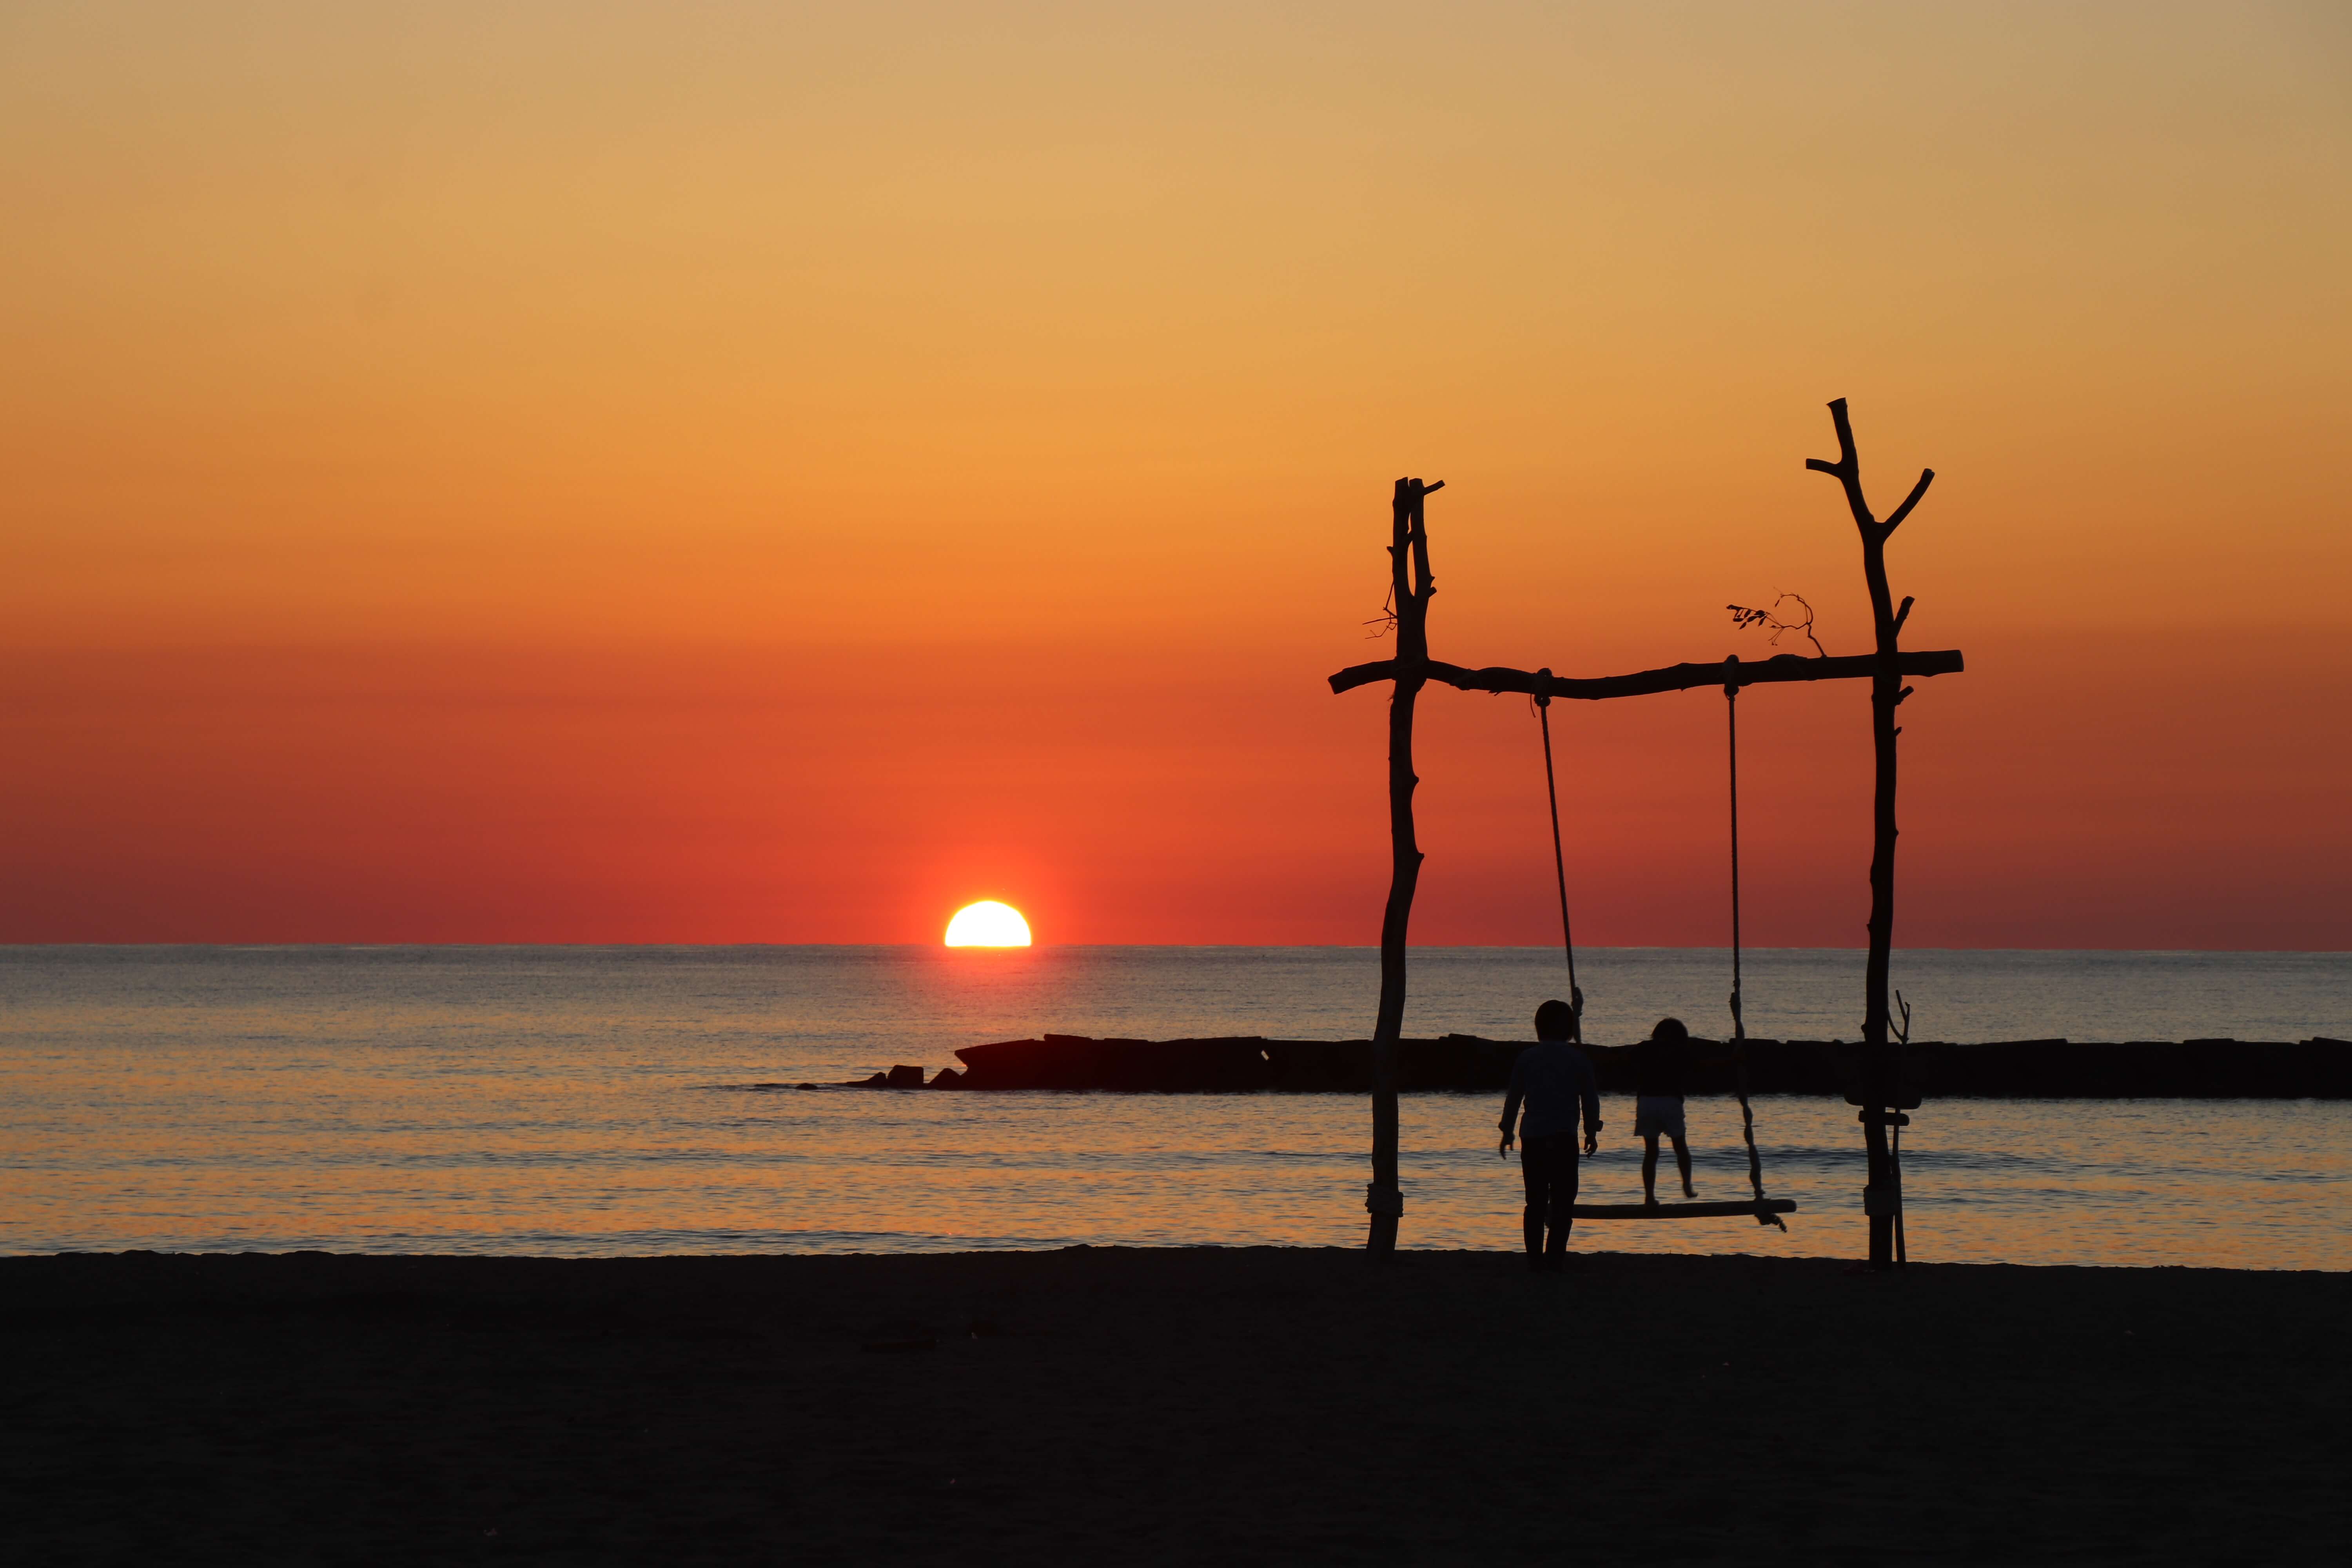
[1534,999,1576,1040]
[1651,1017,1689,1043]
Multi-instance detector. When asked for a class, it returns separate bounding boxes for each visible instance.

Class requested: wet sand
[7,1247,2345,1564]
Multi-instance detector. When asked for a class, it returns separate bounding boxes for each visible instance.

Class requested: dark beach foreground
[7,1249,2346,1565]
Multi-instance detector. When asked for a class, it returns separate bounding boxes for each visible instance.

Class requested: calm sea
[4,946,2347,1269]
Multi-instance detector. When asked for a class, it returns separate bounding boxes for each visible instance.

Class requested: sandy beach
[8,1246,2345,1564]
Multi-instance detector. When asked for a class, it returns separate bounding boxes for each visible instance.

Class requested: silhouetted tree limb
[1804,397,1935,540]
[1365,475,1441,1258]
[1328,648,1962,699]
[1806,395,1935,1272]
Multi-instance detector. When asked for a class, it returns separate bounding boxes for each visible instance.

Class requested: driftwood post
[1366,476,1439,1256]
[1807,397,1935,1271]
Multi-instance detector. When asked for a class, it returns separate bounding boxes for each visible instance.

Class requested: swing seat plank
[1570,1198,1798,1220]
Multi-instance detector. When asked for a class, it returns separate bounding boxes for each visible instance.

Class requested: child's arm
[1578,1059,1603,1154]
[1498,1055,1526,1156]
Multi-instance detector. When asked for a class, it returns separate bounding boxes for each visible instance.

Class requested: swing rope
[1532,671,1582,1040]
[1725,663,1783,1229]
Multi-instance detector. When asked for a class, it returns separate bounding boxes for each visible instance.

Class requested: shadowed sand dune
[6,1248,2345,1563]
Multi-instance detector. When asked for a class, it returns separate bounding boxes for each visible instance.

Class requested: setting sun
[944,901,1032,947]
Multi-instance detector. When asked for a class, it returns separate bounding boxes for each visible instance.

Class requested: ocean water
[3,945,2347,1269]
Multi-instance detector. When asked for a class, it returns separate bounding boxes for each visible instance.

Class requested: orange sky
[4,3,2348,947]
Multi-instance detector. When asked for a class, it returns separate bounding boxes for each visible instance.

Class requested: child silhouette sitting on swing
[1634,1017,1699,1205]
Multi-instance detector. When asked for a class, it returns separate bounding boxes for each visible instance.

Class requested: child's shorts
[1634,1095,1687,1139]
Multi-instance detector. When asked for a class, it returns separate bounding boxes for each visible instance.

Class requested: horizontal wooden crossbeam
[1328,649,1964,699]
[1569,1198,1799,1220]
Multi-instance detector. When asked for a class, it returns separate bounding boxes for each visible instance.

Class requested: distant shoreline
[844,1031,2352,1097]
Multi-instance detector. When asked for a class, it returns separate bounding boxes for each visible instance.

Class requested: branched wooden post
[1806,398,1934,1271]
[1367,476,1439,1256]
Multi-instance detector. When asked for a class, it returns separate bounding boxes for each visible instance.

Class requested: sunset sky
[4,2,2347,947]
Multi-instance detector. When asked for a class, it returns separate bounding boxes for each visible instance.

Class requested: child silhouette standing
[1498,998,1602,1270]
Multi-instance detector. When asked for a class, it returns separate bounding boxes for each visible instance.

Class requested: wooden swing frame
[1329,399,1963,1267]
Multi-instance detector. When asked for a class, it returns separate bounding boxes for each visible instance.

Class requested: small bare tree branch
[1807,397,1880,533]
[1728,591,1829,657]
[1884,470,1935,531]
[1809,399,1935,539]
